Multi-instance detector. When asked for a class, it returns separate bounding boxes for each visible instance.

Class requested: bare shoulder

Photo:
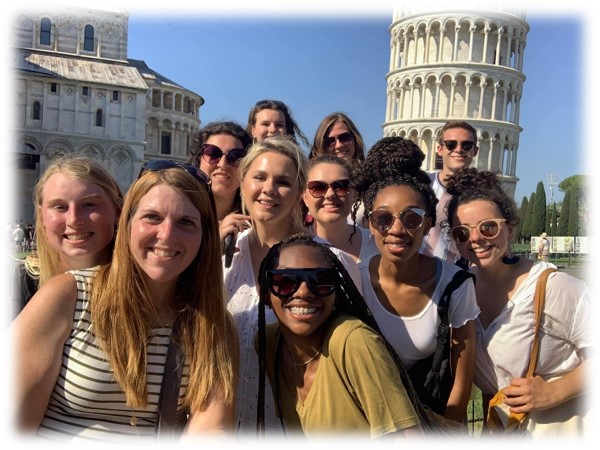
[11,273,79,338]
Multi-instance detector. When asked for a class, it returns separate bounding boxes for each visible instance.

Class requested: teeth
[473,247,490,253]
[154,249,176,257]
[66,233,92,240]
[289,306,317,315]
[259,200,275,206]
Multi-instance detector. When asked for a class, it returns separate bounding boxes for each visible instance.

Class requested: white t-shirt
[359,255,480,368]
[473,262,592,395]
[223,228,361,434]
[313,225,380,271]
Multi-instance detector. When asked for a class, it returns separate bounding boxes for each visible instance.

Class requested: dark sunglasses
[266,268,337,299]
[324,131,354,149]
[369,207,426,233]
[201,144,246,167]
[138,159,210,185]
[451,218,507,244]
[441,140,476,152]
[306,179,351,198]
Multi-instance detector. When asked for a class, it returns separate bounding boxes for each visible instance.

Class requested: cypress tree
[516,196,529,243]
[532,181,547,236]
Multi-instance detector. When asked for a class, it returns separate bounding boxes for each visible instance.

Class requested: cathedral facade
[12,7,203,221]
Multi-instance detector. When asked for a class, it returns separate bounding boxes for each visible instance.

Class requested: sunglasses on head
[451,218,507,244]
[441,140,476,152]
[306,179,351,198]
[369,207,426,233]
[138,159,210,185]
[324,131,354,149]
[201,144,246,167]
[266,268,337,299]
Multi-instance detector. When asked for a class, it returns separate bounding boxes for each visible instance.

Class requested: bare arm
[181,317,239,438]
[445,320,476,422]
[10,273,78,431]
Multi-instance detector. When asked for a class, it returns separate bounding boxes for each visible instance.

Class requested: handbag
[408,269,475,414]
[156,329,188,440]
[486,267,557,434]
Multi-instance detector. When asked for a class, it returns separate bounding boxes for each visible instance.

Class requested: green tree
[549,202,557,236]
[558,175,588,200]
[516,196,529,243]
[567,187,579,236]
[532,182,547,235]
[557,191,570,235]
[523,192,535,239]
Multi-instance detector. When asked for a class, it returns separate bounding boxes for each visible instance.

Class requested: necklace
[287,345,322,367]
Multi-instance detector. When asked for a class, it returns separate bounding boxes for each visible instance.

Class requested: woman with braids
[256,233,423,438]
[445,168,592,436]
[353,137,479,422]
[302,154,378,267]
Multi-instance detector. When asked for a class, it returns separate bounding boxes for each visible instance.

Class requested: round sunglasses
[201,144,246,167]
[369,207,426,233]
[451,218,507,244]
[306,179,351,198]
[266,268,337,299]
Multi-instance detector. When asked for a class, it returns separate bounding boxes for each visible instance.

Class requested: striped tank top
[37,268,188,443]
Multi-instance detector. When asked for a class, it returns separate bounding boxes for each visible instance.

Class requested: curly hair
[255,233,449,435]
[353,136,438,226]
[445,168,519,229]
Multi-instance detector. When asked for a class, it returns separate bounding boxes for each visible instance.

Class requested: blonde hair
[27,156,123,286]
[91,167,236,410]
[238,135,308,227]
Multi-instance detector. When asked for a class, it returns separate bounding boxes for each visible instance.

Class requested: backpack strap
[430,269,476,374]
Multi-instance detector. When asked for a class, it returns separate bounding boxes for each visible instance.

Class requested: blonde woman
[11,156,122,320]
[224,136,360,435]
[13,160,238,443]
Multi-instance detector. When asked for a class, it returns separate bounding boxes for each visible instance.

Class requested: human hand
[219,213,251,244]
[502,375,556,414]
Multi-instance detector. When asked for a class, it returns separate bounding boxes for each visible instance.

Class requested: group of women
[10,98,591,442]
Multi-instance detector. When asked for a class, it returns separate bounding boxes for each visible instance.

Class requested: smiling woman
[11,162,238,443]
[9,156,123,321]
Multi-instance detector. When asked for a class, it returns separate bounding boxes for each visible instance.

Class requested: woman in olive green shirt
[256,234,456,439]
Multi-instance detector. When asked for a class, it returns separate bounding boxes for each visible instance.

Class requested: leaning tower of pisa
[384,5,529,198]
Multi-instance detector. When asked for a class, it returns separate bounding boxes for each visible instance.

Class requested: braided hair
[255,233,450,435]
[353,136,438,226]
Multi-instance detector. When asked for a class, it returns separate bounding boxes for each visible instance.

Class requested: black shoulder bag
[407,270,475,414]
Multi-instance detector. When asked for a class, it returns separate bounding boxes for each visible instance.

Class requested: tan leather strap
[525,268,558,378]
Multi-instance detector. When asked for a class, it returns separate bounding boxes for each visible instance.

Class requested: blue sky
[124,5,587,205]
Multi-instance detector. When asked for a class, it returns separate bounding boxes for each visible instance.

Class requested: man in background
[421,120,479,265]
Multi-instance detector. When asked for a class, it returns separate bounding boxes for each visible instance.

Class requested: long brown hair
[91,167,237,410]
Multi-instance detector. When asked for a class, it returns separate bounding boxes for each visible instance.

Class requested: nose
[324,185,336,198]
[295,281,311,297]
[387,215,405,234]
[66,205,84,227]
[268,123,278,133]
[217,153,228,168]
[156,219,174,242]
[262,178,275,195]
[334,137,345,149]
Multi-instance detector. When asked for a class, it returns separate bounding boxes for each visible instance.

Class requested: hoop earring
[502,254,520,265]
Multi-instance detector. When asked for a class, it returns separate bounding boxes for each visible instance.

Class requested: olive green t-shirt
[265,314,420,439]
